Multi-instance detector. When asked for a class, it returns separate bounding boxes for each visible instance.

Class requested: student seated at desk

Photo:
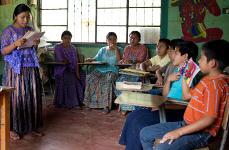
[117,38,171,115]
[84,32,122,114]
[54,30,85,108]
[116,31,149,114]
[140,40,229,150]
[119,40,199,150]
[140,38,171,73]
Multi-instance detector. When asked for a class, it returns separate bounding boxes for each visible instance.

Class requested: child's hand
[14,38,27,47]
[160,130,182,144]
[156,77,163,85]
[167,72,180,82]
[146,65,160,72]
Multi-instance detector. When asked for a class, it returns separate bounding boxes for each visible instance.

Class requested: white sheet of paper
[19,31,45,49]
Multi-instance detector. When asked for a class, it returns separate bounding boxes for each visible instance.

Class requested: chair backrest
[78,53,85,63]
[222,94,229,130]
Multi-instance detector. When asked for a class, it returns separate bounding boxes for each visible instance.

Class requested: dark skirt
[119,109,185,150]
[54,68,85,108]
[2,63,43,134]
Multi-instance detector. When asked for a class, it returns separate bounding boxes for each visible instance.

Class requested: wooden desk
[115,64,133,69]
[115,83,167,123]
[78,61,107,65]
[78,61,107,74]
[0,86,14,150]
[41,61,69,65]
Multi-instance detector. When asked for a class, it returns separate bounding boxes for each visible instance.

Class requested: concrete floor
[9,103,125,150]
[2,96,229,150]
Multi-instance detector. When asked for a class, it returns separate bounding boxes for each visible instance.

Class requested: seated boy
[155,39,183,86]
[140,38,171,72]
[140,40,229,150]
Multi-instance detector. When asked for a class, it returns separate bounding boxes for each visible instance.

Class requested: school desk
[0,86,14,150]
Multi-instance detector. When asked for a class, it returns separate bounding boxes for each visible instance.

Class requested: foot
[10,131,20,141]
[32,130,44,137]
[121,111,127,116]
[102,108,110,114]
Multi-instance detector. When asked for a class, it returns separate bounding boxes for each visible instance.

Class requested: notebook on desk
[119,68,150,77]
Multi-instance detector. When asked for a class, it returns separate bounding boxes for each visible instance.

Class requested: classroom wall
[167,0,229,44]
[0,0,229,76]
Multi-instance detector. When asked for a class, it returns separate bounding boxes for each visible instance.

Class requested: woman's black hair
[129,31,141,41]
[202,39,229,71]
[61,30,72,38]
[106,32,117,39]
[13,4,31,20]
[176,41,198,62]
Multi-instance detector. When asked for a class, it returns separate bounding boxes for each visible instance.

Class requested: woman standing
[84,32,121,114]
[1,4,43,140]
[54,30,85,108]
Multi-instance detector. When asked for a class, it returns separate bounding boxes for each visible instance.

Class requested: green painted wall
[167,0,229,43]
[0,0,229,77]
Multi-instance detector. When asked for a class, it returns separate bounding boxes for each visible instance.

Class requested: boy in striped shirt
[140,40,229,150]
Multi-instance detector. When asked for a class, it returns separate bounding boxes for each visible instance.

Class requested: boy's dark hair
[106,32,117,39]
[129,31,141,41]
[169,39,184,50]
[159,38,171,49]
[202,39,229,71]
[61,30,72,38]
[176,41,198,62]
[13,4,31,20]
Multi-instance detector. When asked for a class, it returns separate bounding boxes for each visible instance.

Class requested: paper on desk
[19,31,45,49]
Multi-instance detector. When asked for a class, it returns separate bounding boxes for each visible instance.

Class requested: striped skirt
[2,63,43,134]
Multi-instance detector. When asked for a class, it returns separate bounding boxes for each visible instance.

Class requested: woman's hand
[167,72,180,82]
[109,43,118,50]
[33,38,40,46]
[85,58,94,62]
[14,38,27,47]
[119,59,131,64]
[76,72,80,79]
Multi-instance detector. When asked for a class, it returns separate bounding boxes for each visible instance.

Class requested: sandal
[10,131,21,141]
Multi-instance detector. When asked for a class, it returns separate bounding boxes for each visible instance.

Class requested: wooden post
[0,87,14,150]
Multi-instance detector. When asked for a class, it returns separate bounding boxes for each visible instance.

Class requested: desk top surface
[78,61,107,65]
[41,61,69,65]
[0,86,15,92]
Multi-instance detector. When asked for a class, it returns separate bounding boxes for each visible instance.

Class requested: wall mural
[171,0,223,43]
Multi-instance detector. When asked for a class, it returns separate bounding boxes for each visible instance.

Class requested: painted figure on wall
[171,0,223,43]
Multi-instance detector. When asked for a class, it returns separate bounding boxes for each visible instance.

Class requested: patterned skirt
[54,68,85,108]
[84,70,117,109]
[2,63,43,134]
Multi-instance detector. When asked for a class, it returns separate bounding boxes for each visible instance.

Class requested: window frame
[39,0,168,44]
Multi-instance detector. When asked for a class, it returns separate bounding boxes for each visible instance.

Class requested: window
[40,0,163,44]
